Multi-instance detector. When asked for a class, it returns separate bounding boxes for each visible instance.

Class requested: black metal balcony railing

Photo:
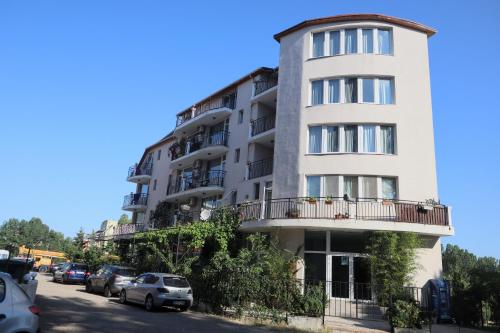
[238,197,450,226]
[176,94,236,127]
[248,158,273,179]
[170,130,229,161]
[127,163,153,179]
[167,170,225,195]
[122,193,148,208]
[114,223,147,237]
[250,115,276,137]
[254,79,278,96]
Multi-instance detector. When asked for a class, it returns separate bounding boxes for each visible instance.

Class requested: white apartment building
[118,14,454,290]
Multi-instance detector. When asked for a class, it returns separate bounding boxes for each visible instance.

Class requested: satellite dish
[180,204,191,212]
[200,209,211,221]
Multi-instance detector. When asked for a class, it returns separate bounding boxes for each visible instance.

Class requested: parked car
[53,263,89,284]
[86,264,136,297]
[0,272,40,333]
[49,262,65,274]
[119,273,192,312]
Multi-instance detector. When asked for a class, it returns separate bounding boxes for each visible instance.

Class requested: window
[381,126,395,154]
[379,79,394,104]
[253,183,260,200]
[237,110,244,124]
[362,125,376,152]
[324,175,339,197]
[312,32,325,57]
[345,29,357,54]
[362,29,373,53]
[345,78,358,103]
[330,30,341,55]
[157,149,161,160]
[378,29,392,55]
[153,179,157,191]
[305,231,326,251]
[382,177,397,199]
[326,126,339,152]
[344,176,358,199]
[311,80,324,105]
[230,191,237,205]
[234,148,240,163]
[328,79,340,103]
[344,125,358,153]
[202,196,219,209]
[306,176,321,197]
[308,126,322,153]
[362,176,377,198]
[362,78,375,103]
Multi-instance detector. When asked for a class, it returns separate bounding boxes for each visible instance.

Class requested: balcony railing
[122,193,148,208]
[250,115,276,137]
[167,170,225,195]
[127,163,153,179]
[248,158,273,179]
[113,223,147,237]
[176,94,236,127]
[254,79,278,96]
[170,130,229,161]
[238,197,450,226]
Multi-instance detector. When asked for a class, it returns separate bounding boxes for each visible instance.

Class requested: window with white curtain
[381,126,395,154]
[344,176,358,199]
[326,126,339,152]
[328,79,340,103]
[382,177,397,199]
[379,79,394,104]
[362,78,375,103]
[344,125,358,153]
[362,125,376,152]
[378,29,392,55]
[345,29,358,54]
[362,176,377,198]
[311,80,324,105]
[330,31,341,55]
[312,32,325,57]
[362,29,373,53]
[324,176,339,197]
[345,78,358,103]
[307,176,321,197]
[305,175,398,199]
[308,126,322,153]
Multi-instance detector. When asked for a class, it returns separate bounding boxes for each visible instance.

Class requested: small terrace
[166,170,225,201]
[126,163,152,184]
[247,158,273,180]
[122,193,148,212]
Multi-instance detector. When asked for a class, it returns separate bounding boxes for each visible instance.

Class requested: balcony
[170,130,229,168]
[174,95,235,136]
[166,170,225,201]
[248,115,276,146]
[122,193,148,212]
[113,223,147,239]
[238,197,454,236]
[247,158,273,180]
[126,163,152,184]
[253,79,278,98]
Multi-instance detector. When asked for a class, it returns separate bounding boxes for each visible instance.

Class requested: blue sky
[0,1,499,257]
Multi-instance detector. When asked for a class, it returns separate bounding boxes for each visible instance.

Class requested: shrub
[387,300,427,329]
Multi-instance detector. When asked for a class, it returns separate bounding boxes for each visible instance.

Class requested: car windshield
[163,277,190,288]
[71,264,88,271]
[114,268,135,276]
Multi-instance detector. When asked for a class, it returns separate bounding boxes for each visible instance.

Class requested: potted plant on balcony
[324,196,333,205]
[304,197,317,204]
[286,208,300,218]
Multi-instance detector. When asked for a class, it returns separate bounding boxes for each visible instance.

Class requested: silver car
[119,273,193,312]
[0,272,40,333]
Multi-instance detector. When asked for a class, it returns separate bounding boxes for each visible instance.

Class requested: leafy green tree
[117,214,131,225]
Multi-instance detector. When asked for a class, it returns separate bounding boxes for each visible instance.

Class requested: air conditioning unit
[200,209,212,221]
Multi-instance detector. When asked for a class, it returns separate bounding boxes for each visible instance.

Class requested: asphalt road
[35,274,271,333]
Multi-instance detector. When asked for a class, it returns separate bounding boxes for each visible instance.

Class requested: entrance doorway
[328,254,371,300]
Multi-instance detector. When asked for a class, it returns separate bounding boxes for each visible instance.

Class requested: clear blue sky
[0,1,499,257]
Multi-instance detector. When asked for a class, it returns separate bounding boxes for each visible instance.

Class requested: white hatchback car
[0,272,40,333]
[119,273,193,312]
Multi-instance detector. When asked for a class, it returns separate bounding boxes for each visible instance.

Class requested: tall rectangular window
[363,125,376,153]
[382,177,397,199]
[344,176,358,199]
[330,30,341,55]
[307,176,321,197]
[345,29,357,54]
[234,148,240,163]
[380,126,395,154]
[378,29,392,55]
[362,78,375,103]
[328,79,340,103]
[312,32,325,57]
[308,126,322,153]
[379,79,394,104]
[362,29,373,53]
[253,183,260,200]
[345,78,358,103]
[324,176,339,197]
[362,176,377,198]
[326,126,339,152]
[157,149,161,160]
[237,109,244,124]
[311,80,324,105]
[153,179,157,191]
[344,125,358,152]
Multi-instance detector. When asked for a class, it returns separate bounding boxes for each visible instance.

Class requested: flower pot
[324,200,333,205]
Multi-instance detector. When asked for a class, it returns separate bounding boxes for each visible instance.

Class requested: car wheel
[52,274,56,282]
[85,281,93,293]
[145,295,155,312]
[104,285,111,298]
[119,290,127,304]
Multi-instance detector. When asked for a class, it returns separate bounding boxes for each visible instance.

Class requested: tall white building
[118,14,454,289]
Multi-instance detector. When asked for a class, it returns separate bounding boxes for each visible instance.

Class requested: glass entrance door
[329,254,371,299]
[353,257,372,300]
[331,255,350,298]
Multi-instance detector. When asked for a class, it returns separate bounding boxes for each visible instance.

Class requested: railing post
[260,197,266,220]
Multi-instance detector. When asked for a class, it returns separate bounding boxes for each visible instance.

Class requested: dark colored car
[49,262,65,274]
[53,263,90,284]
[86,265,136,297]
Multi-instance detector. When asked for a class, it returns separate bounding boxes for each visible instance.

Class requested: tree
[117,214,131,225]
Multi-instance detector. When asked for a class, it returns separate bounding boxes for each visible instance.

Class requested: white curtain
[378,29,392,55]
[330,31,340,55]
[326,126,339,152]
[344,176,358,199]
[381,126,394,154]
[309,126,322,153]
[344,125,358,152]
[362,29,373,53]
[311,80,323,105]
[307,176,321,197]
[362,177,377,199]
[362,78,374,103]
[382,178,397,199]
[345,29,357,54]
[345,78,357,103]
[313,32,325,57]
[328,79,340,103]
[379,79,393,104]
[363,125,376,152]
[324,176,339,197]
